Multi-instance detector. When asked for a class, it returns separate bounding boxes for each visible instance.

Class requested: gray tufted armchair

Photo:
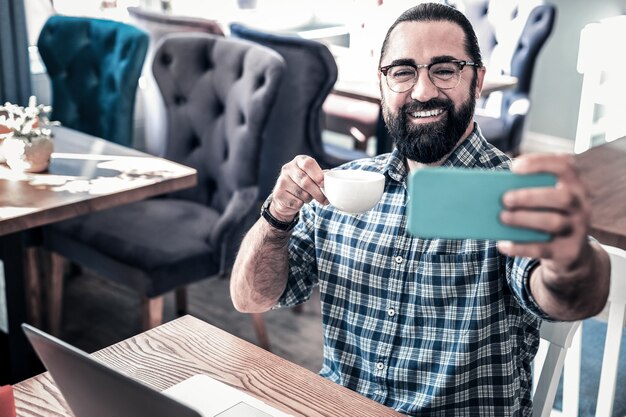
[127,6,225,154]
[40,33,285,342]
[229,23,369,199]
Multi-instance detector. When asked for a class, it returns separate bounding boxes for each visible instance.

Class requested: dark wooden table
[0,126,196,383]
[575,137,626,250]
[12,315,404,417]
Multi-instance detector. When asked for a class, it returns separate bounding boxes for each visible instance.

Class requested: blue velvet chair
[40,33,285,342]
[37,15,148,147]
[229,23,368,199]
[461,1,556,154]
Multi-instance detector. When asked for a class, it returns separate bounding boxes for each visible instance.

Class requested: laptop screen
[22,323,203,417]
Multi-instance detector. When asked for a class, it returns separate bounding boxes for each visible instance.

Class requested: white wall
[526,0,623,141]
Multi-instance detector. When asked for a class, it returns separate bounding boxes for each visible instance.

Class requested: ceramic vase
[2,135,54,173]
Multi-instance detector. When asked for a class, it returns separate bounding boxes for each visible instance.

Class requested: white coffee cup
[323,169,385,214]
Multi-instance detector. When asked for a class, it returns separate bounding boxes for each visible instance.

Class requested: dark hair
[379,3,482,67]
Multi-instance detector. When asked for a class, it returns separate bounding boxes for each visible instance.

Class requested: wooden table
[575,137,626,250]
[13,315,404,417]
[0,126,197,383]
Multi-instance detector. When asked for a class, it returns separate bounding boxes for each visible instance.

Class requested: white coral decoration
[0,96,58,142]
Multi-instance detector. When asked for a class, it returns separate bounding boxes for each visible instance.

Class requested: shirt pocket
[405,253,486,339]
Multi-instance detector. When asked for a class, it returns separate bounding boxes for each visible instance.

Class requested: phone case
[407,167,557,242]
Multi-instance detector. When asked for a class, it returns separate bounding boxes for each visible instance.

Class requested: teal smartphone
[407,167,557,242]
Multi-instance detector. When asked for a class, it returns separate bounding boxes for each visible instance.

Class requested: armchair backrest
[460,1,555,112]
[229,23,342,198]
[127,6,225,156]
[127,6,224,41]
[37,15,148,147]
[509,4,556,95]
[151,33,285,212]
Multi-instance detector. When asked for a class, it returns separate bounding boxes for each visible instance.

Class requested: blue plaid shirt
[277,125,551,416]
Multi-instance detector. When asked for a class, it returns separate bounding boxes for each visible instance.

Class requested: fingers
[500,208,572,235]
[270,155,328,220]
[497,240,554,259]
[499,153,592,265]
[504,153,590,216]
[510,153,578,180]
[496,238,584,264]
[502,187,579,212]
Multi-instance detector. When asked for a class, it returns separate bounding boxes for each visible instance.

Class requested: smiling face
[380,20,486,165]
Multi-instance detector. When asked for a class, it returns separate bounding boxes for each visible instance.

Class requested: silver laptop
[22,324,290,417]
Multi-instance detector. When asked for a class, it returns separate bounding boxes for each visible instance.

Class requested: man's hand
[231,155,328,313]
[270,155,329,223]
[497,153,610,319]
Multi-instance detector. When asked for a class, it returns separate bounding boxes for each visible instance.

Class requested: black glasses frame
[379,60,481,91]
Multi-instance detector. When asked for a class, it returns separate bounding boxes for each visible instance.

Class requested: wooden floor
[59,268,324,373]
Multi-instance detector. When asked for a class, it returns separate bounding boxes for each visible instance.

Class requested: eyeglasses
[379,60,481,93]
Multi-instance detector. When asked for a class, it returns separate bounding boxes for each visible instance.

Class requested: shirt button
[376,362,385,370]
[394,256,404,264]
[387,307,396,317]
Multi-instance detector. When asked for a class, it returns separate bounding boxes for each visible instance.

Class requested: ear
[474,65,487,99]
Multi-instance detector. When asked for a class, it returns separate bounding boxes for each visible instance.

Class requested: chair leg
[175,288,187,316]
[141,296,164,330]
[562,324,582,417]
[595,303,626,417]
[250,312,270,351]
[48,252,66,336]
[24,247,42,328]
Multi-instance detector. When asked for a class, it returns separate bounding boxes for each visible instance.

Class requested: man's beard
[383,86,476,164]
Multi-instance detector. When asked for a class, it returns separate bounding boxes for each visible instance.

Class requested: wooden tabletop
[13,315,404,417]
[576,137,626,250]
[0,126,197,236]
[0,126,197,384]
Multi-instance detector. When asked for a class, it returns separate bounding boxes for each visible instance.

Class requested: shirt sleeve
[274,203,319,309]
[506,256,554,320]
[506,235,601,321]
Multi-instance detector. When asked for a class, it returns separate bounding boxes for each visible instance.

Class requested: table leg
[0,232,39,384]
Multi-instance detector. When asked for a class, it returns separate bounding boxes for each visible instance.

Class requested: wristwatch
[260,194,299,231]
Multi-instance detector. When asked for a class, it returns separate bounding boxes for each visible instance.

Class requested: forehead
[383,20,468,64]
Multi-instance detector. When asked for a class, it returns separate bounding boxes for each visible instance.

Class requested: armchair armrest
[209,185,260,250]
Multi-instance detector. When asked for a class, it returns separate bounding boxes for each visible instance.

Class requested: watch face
[263,194,272,210]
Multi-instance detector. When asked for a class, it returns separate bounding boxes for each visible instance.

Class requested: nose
[410,68,439,102]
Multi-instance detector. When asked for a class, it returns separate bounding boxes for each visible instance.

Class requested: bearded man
[230,3,610,416]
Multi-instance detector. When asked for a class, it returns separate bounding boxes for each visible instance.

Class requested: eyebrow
[383,55,462,67]
[431,55,461,64]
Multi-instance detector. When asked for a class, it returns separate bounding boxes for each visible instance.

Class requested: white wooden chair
[575,16,626,154]
[595,245,626,417]
[556,244,626,417]
[533,319,582,417]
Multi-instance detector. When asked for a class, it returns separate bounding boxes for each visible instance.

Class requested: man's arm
[528,240,610,320]
[498,153,611,321]
[230,218,292,313]
[230,155,328,313]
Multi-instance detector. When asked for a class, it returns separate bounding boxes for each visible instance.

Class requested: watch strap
[260,194,299,231]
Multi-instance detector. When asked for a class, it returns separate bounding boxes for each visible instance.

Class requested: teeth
[410,109,444,118]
